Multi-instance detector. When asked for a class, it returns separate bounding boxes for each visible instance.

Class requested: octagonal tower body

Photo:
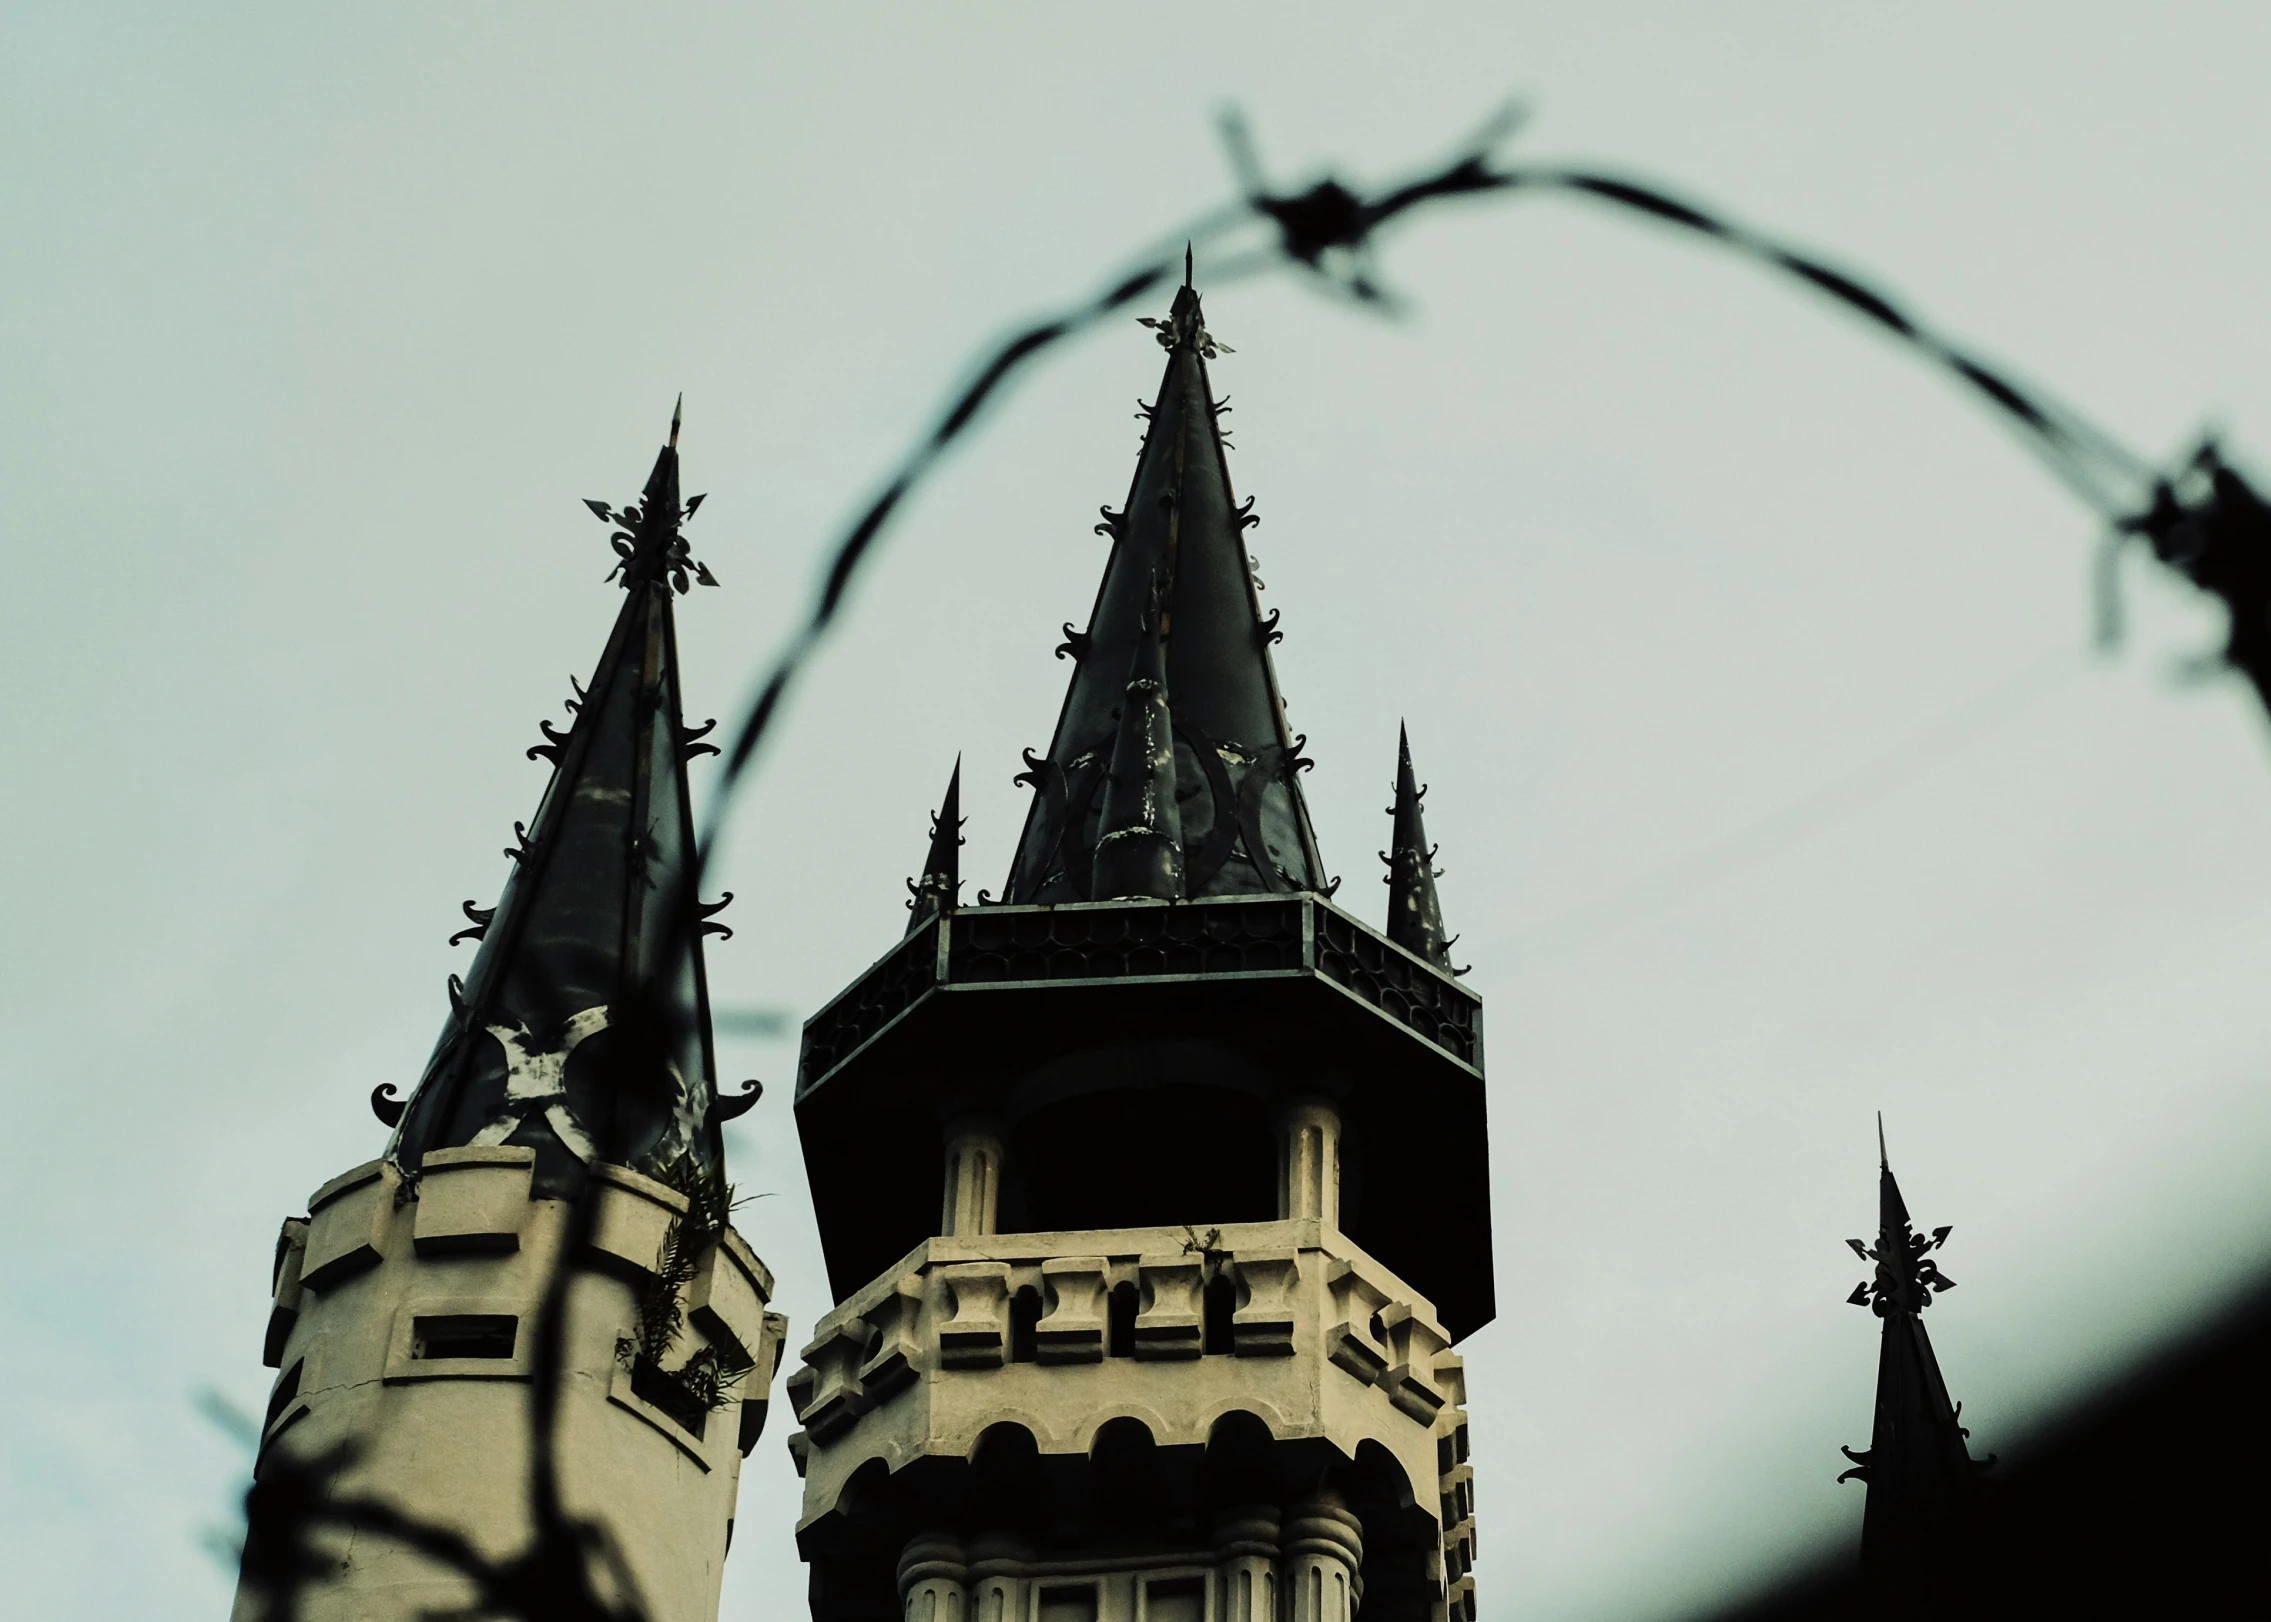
[789,282,1492,1622]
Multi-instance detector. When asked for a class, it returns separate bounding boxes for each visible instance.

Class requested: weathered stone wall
[240,1149,787,1622]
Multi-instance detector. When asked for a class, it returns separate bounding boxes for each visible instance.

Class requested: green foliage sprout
[617,1155,756,1418]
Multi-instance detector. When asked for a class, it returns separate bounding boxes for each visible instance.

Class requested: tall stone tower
[235,413,788,1622]
[787,278,1493,1622]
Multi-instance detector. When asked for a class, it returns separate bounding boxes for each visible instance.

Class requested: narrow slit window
[412,1314,518,1360]
[1203,1273,1235,1355]
[1108,1283,1138,1358]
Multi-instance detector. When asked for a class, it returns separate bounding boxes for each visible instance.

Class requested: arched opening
[1204,1410,1277,1509]
[971,1422,1043,1529]
[1091,1416,1162,1529]
[1343,1439,1436,1622]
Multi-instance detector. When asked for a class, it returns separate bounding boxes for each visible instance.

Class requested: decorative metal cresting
[797,896,1483,1094]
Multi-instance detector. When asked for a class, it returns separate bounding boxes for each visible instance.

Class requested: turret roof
[905,756,965,933]
[384,406,741,1188]
[1840,1121,1989,1592]
[1004,271,1326,902]
[1383,723,1460,971]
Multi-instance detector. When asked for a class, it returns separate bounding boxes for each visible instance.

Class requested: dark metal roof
[381,408,737,1189]
[1838,1126,1989,1593]
[1383,723,1460,972]
[1005,276,1326,902]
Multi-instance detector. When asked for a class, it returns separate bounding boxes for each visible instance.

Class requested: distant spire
[905,756,965,933]
[381,405,733,1189]
[1090,580,1186,900]
[1006,271,1320,902]
[1382,724,1459,970]
[1838,1122,1989,1598]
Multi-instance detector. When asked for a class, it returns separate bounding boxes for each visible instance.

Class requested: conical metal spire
[1005,272,1325,902]
[1838,1119,1989,1595]
[1382,723,1458,969]
[379,406,741,1191]
[1090,579,1186,900]
[905,756,965,933]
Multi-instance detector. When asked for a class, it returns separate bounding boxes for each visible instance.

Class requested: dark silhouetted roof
[384,408,730,1188]
[1004,277,1325,902]
[1835,1127,1987,1599]
[1383,723,1459,971]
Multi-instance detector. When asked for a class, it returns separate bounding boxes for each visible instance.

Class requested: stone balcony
[786,1218,1476,1621]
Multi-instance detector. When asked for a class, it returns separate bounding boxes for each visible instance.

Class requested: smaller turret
[905,757,965,933]
[236,407,786,1622]
[1382,725,1459,971]
[1838,1119,1990,1600]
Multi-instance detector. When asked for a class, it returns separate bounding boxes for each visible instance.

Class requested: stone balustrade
[786,1217,1474,1622]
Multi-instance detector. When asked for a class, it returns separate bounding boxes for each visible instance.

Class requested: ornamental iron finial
[1845,1114,1957,1318]
[1137,258,1234,361]
[582,399,720,594]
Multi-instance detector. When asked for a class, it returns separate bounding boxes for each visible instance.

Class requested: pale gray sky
[7,5,2271,1619]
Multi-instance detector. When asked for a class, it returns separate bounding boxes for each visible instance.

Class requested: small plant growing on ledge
[616,1155,756,1430]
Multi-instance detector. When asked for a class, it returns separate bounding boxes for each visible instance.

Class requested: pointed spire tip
[669,393,683,450]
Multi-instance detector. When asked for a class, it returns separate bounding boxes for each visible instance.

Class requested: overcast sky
[7,5,2271,1619]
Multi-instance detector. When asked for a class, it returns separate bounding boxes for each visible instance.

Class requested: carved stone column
[965,1535,1029,1622]
[899,1533,970,1622]
[1212,1505,1281,1622]
[1282,1493,1363,1622]
[942,1121,1003,1237]
[1277,1099,1342,1226]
